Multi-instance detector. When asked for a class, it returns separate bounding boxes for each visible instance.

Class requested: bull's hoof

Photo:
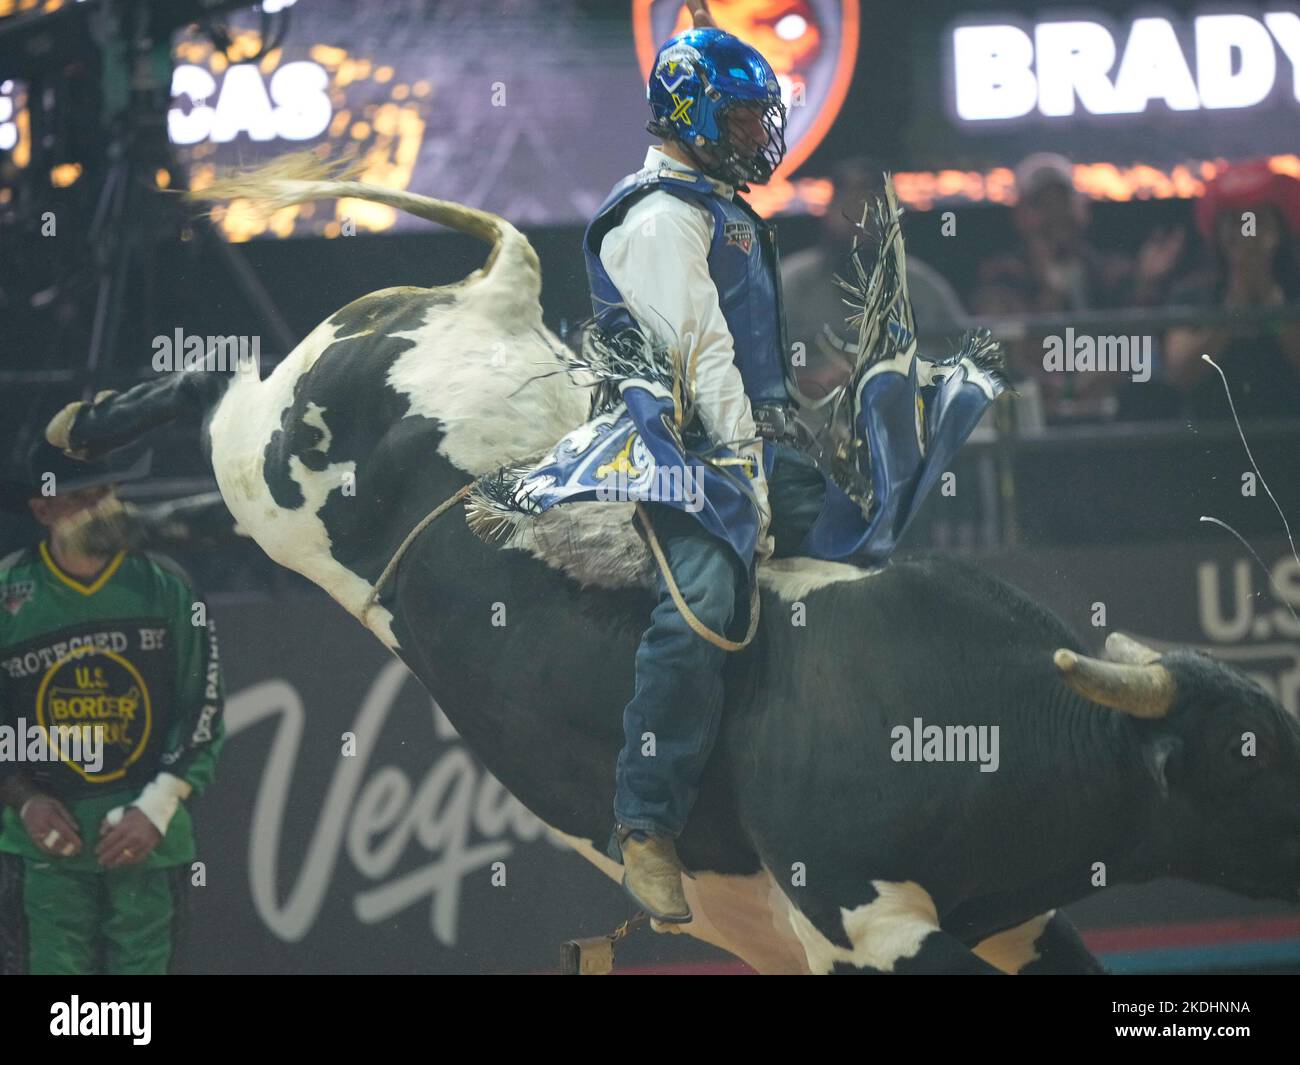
[45,401,89,459]
[45,391,120,461]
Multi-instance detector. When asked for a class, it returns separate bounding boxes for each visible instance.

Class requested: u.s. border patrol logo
[36,645,153,783]
[724,219,755,254]
[2,580,34,615]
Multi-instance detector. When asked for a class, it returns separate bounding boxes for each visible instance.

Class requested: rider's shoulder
[618,185,713,238]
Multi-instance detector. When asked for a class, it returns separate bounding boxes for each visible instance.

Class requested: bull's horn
[1104,632,1163,666]
[1053,649,1175,719]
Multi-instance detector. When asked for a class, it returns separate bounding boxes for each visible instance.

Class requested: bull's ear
[1144,735,1183,798]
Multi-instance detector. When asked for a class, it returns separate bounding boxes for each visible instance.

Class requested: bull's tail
[188,152,541,309]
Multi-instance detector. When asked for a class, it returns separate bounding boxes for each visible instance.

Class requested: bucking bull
[44,158,1300,974]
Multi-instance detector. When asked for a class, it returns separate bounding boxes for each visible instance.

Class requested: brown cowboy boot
[618,828,691,923]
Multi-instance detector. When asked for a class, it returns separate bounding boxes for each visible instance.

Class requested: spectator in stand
[1163,162,1300,423]
[782,157,968,402]
[972,153,1186,422]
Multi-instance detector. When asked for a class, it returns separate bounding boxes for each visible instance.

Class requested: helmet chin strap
[679,138,751,189]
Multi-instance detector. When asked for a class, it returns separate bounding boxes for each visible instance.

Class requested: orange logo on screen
[632,0,859,179]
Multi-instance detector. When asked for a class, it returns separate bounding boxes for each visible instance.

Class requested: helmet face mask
[711,98,786,185]
[647,28,787,188]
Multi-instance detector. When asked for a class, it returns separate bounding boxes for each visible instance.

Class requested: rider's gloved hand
[749,442,774,562]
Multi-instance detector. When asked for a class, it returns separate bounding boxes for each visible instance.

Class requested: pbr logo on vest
[724,219,756,252]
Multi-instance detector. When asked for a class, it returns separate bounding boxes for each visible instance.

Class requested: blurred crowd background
[788,153,1300,427]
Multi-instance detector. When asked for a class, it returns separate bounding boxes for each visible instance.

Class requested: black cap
[0,440,152,512]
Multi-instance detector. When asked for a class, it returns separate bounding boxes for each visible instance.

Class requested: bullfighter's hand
[20,794,84,858]
[96,807,163,869]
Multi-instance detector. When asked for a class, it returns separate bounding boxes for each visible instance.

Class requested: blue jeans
[614,443,826,837]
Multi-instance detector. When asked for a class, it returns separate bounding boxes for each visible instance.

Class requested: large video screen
[161,0,859,236]
[892,3,1300,208]
[4,0,1298,231]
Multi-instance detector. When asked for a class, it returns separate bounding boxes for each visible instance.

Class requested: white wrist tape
[129,773,193,836]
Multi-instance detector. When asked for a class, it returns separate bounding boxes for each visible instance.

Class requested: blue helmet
[647,28,787,187]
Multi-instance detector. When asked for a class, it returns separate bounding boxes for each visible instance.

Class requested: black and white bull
[46,158,1300,974]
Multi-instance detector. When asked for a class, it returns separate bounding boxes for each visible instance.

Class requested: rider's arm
[599,193,769,523]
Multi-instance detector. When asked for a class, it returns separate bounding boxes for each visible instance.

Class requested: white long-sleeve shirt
[599,146,769,523]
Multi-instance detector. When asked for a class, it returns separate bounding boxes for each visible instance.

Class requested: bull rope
[360,483,475,622]
[358,485,757,653]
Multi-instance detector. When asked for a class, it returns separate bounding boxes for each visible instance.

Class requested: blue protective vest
[583,165,793,408]
[486,171,1005,571]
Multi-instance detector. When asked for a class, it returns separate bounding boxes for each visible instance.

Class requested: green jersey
[0,543,225,870]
